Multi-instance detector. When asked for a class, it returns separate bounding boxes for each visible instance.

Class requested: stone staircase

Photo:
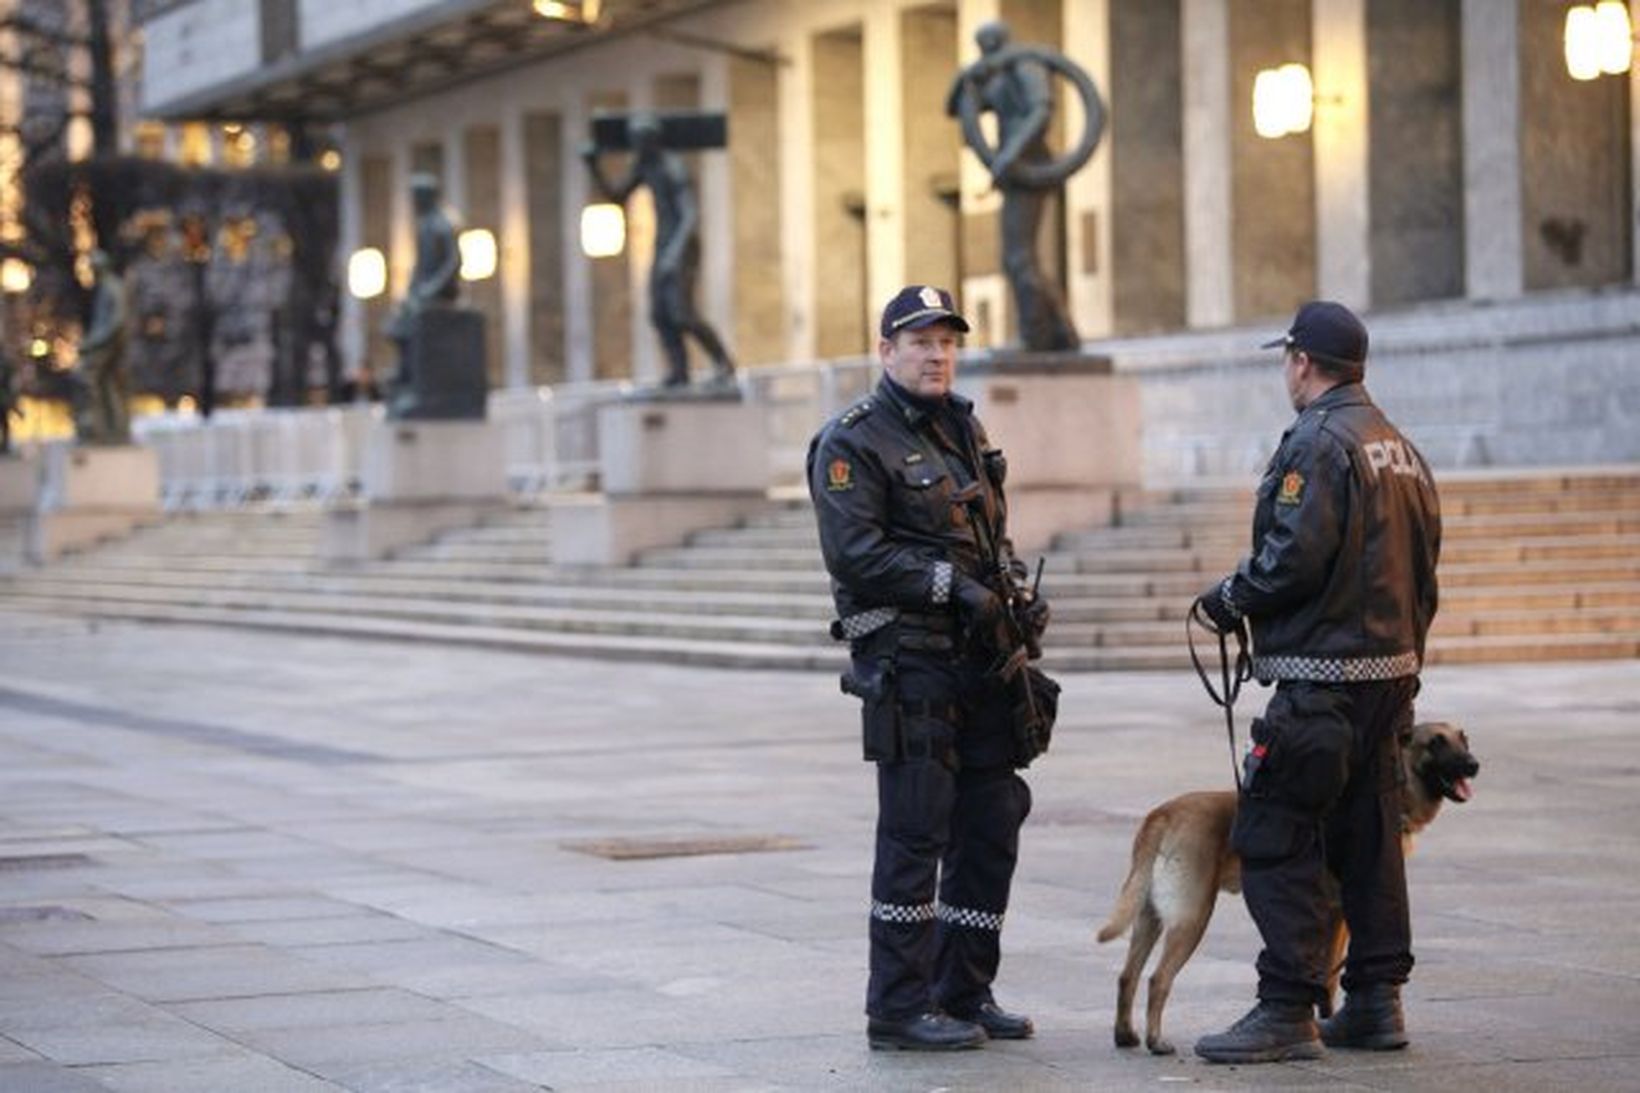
[3,467,1639,671]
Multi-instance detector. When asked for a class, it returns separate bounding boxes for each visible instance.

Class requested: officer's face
[1284,349,1309,411]
[881,322,961,399]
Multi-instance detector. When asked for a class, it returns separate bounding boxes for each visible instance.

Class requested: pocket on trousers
[1231,801,1310,862]
[1261,685,1353,812]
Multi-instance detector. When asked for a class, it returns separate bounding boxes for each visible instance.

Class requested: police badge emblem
[1276,470,1305,505]
[827,458,854,491]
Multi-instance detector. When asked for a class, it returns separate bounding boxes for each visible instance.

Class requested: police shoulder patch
[826,458,854,491]
[1276,470,1305,505]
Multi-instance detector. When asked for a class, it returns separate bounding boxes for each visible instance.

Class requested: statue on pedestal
[383,174,486,420]
[947,20,1105,353]
[582,111,736,391]
[72,249,132,445]
[0,350,19,455]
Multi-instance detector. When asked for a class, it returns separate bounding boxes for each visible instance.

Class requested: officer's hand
[1193,580,1241,635]
[1021,596,1050,659]
[952,572,1009,653]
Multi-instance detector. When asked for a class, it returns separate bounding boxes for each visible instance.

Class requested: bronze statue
[0,349,18,455]
[947,21,1105,353]
[582,112,735,388]
[72,249,132,445]
[384,174,483,419]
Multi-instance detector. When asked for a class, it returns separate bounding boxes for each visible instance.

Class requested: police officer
[807,285,1049,1051]
[1192,300,1442,1063]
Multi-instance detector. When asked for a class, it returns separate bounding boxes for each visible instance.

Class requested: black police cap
[880,285,971,339]
[1260,300,1368,366]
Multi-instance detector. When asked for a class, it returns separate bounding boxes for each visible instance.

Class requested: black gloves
[952,571,1011,654]
[1020,595,1050,659]
[1193,578,1243,635]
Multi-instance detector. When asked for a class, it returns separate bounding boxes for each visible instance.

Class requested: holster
[841,653,900,762]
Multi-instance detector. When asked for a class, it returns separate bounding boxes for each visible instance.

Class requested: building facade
[137,1,1640,440]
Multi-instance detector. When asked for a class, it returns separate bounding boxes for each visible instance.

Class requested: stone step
[1424,631,1640,665]
[13,590,1632,673]
[1437,535,1640,565]
[396,542,555,564]
[1438,560,1640,587]
[4,586,833,647]
[0,599,842,670]
[1433,605,1640,638]
[10,569,837,619]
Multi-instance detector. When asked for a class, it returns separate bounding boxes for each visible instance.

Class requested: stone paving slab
[0,612,1637,1090]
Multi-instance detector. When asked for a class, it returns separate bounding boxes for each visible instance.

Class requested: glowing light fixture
[1252,63,1315,139]
[458,228,498,281]
[580,203,625,258]
[319,149,342,171]
[348,246,387,300]
[534,0,600,23]
[1,257,31,294]
[1565,2,1634,80]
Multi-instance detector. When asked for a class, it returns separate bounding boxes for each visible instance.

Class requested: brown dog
[1097,721,1478,1055]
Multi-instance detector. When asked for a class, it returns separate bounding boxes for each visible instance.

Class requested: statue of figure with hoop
[947,20,1105,353]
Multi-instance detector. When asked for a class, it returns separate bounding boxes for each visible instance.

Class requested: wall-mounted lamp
[0,257,32,294]
[1252,63,1315,139]
[458,228,498,281]
[534,0,600,24]
[348,246,387,300]
[1565,2,1634,80]
[580,203,625,258]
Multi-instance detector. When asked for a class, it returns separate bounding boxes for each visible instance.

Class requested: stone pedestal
[23,443,162,563]
[323,419,507,563]
[0,455,37,573]
[954,352,1142,553]
[388,306,488,421]
[551,394,771,566]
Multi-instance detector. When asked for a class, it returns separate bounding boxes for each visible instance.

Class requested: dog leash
[1186,603,1253,790]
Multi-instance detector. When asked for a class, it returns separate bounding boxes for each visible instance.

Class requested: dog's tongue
[1453,778,1473,802]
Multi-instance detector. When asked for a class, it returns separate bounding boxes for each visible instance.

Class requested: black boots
[1321,983,1408,1050]
[949,1000,1034,1040]
[867,1012,986,1051]
[1194,1000,1322,1064]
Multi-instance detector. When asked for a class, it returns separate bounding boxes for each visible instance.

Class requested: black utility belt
[899,697,963,724]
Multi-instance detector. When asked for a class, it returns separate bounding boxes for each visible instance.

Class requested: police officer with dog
[1192,300,1442,1063]
[807,285,1054,1051]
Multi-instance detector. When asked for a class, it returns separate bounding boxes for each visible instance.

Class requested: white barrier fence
[127,365,874,510]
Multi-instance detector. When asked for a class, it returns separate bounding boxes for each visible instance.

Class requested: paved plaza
[0,609,1635,1091]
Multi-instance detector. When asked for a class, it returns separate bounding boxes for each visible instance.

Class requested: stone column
[1313,0,1370,308]
[561,95,595,383]
[900,5,961,299]
[1461,0,1523,300]
[957,0,1006,347]
[1064,0,1113,339]
[337,122,365,377]
[696,60,736,370]
[1182,0,1234,328]
[778,24,817,362]
[498,106,530,390]
[863,3,906,314]
[1632,0,1639,288]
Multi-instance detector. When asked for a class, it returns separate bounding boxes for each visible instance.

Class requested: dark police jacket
[1220,382,1442,684]
[806,375,1011,633]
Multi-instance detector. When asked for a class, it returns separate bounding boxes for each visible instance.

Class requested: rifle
[955,485,1057,765]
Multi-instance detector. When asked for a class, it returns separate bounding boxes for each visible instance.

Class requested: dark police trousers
[1231,678,1417,1007]
[867,654,1032,1020]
